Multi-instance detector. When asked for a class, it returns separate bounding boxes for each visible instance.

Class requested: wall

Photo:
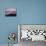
[0,0,46,44]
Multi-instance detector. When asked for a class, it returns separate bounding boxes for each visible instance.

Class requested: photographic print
[5,8,16,16]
